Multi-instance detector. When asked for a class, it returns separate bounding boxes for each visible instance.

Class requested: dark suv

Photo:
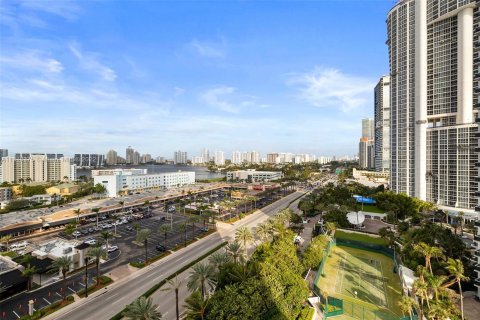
[155,244,166,252]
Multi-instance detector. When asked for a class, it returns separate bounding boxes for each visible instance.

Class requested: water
[76,164,225,180]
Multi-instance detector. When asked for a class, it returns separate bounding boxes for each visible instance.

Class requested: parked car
[201,227,208,232]
[155,244,166,252]
[84,238,96,245]
[72,231,82,237]
[94,226,102,232]
[88,228,95,233]
[160,217,166,221]
[125,226,134,232]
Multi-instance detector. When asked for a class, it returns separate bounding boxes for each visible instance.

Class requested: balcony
[475,235,480,242]
[475,220,480,227]
[475,206,480,212]
[475,162,480,168]
[476,118,480,123]
[475,278,480,287]
[474,176,480,182]
[474,103,480,109]
[476,250,480,257]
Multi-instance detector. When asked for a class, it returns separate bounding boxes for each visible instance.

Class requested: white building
[227,169,283,182]
[201,148,210,163]
[191,156,204,165]
[231,151,242,164]
[214,151,225,166]
[174,150,187,165]
[92,168,195,197]
[106,149,118,165]
[1,156,75,183]
[387,0,478,212]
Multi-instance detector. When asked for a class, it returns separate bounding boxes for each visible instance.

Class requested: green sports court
[315,244,404,319]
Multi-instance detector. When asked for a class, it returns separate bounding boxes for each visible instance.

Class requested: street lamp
[84,257,89,297]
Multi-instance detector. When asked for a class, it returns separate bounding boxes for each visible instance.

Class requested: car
[94,226,102,232]
[125,226,134,231]
[155,244,166,252]
[81,229,89,235]
[88,228,95,233]
[160,217,166,221]
[84,239,96,245]
[105,224,113,228]
[201,227,209,232]
[72,231,82,237]
[135,192,141,194]
[107,245,119,252]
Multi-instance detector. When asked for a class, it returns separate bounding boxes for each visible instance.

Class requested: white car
[72,231,82,237]
[84,239,97,245]
[105,245,119,253]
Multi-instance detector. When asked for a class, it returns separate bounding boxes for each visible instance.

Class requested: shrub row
[77,276,112,297]
[18,295,74,320]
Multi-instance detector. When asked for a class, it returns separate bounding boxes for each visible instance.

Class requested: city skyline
[0,0,391,155]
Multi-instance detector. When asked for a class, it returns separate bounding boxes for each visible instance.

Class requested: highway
[45,190,305,320]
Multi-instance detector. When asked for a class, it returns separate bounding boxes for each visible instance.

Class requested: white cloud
[288,68,375,112]
[200,86,239,113]
[1,79,170,113]
[69,43,117,81]
[0,50,63,73]
[20,0,81,21]
[189,39,225,58]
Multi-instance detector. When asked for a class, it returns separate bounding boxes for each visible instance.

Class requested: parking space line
[55,292,62,298]
[68,287,76,293]
[12,311,20,319]
[43,298,51,305]
[79,282,85,287]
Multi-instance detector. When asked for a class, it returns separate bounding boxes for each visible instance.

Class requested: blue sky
[0,0,393,159]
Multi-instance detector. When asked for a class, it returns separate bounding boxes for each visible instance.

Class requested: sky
[0,0,394,159]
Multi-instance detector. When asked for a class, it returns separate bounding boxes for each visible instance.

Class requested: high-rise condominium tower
[174,151,187,165]
[387,0,478,210]
[374,76,391,172]
[361,118,374,139]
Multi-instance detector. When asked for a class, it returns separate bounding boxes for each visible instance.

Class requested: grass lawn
[316,245,402,319]
[335,230,387,246]
[360,204,385,214]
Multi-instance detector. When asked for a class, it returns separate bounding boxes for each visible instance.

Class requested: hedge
[77,276,112,297]
[110,241,228,320]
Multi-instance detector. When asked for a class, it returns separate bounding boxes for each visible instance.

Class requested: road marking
[79,282,86,287]
[43,297,51,305]
[12,311,20,319]
[68,287,76,293]
[56,292,62,297]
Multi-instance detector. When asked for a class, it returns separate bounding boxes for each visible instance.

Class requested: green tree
[235,226,253,259]
[137,229,152,265]
[158,224,170,250]
[184,291,209,320]
[255,223,271,243]
[176,223,188,247]
[324,221,337,237]
[123,296,162,320]
[87,246,107,286]
[161,276,182,320]
[413,242,444,274]
[225,241,242,264]
[100,231,113,258]
[133,222,141,238]
[302,235,329,270]
[22,266,37,291]
[187,262,215,300]
[397,295,416,318]
[208,252,231,273]
[73,208,82,222]
[49,256,72,299]
[444,258,468,320]
[0,235,12,251]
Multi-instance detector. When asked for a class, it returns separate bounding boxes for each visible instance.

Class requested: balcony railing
[475,220,480,227]
[475,235,480,241]
[475,278,480,287]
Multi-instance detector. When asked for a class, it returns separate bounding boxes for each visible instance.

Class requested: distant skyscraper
[214,151,225,166]
[387,0,477,210]
[201,148,210,163]
[174,150,187,164]
[362,118,374,140]
[1,155,75,183]
[140,154,152,164]
[73,154,105,167]
[126,146,135,164]
[267,153,279,164]
[231,151,242,164]
[374,76,390,172]
[0,149,7,159]
[106,150,118,165]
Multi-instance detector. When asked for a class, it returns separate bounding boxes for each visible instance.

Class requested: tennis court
[317,245,403,318]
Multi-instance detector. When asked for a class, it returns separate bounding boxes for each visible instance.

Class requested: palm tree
[123,296,162,320]
[158,224,170,250]
[133,222,141,238]
[413,242,444,274]
[137,229,152,265]
[444,258,468,320]
[50,256,72,298]
[255,223,271,243]
[226,241,242,264]
[100,231,113,258]
[325,222,337,237]
[235,226,253,258]
[176,223,188,247]
[22,266,37,291]
[162,276,182,320]
[427,274,448,302]
[397,295,416,319]
[458,211,465,236]
[92,207,101,227]
[119,201,125,213]
[87,246,107,286]
[188,215,200,238]
[64,222,77,238]
[0,235,12,251]
[184,290,209,320]
[413,278,430,317]
[187,262,215,300]
[208,251,231,273]
[73,209,82,222]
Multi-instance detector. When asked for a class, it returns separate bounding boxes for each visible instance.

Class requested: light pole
[84,257,88,297]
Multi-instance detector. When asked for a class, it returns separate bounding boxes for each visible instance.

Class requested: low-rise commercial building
[227,169,283,182]
[0,187,12,201]
[46,183,80,196]
[92,168,196,197]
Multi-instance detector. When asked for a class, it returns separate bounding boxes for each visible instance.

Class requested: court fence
[313,237,417,320]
